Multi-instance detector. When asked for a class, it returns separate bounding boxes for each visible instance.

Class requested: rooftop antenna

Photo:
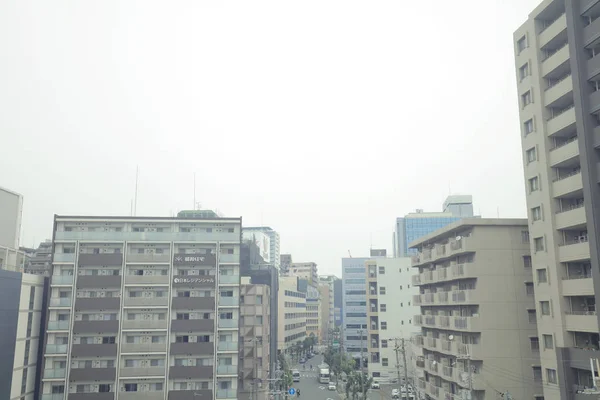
[134,166,139,216]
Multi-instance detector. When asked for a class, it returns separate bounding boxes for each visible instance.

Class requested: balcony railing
[50,298,72,307]
[43,368,66,379]
[51,275,74,285]
[219,297,239,307]
[218,319,238,329]
[48,321,70,330]
[217,365,238,374]
[53,253,76,263]
[41,395,66,400]
[218,341,239,351]
[46,344,68,354]
[216,389,237,398]
[219,275,240,284]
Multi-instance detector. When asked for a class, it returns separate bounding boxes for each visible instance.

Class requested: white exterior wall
[0,186,23,249]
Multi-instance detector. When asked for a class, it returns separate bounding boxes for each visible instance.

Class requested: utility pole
[392,338,401,385]
[401,338,409,390]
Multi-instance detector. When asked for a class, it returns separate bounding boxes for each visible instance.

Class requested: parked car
[299,358,306,364]
[392,389,400,399]
[328,382,337,390]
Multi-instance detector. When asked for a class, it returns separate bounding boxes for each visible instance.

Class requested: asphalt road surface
[288,354,343,400]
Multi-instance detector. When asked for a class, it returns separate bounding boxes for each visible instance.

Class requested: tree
[345,371,373,400]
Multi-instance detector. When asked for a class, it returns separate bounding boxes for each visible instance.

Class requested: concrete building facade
[305,284,320,340]
[0,186,23,250]
[277,276,307,352]
[411,219,541,400]
[287,262,318,287]
[0,269,47,400]
[366,257,418,382]
[318,275,339,337]
[318,283,331,344]
[242,227,280,270]
[24,240,53,277]
[239,278,270,400]
[514,0,600,397]
[341,257,369,361]
[41,215,242,400]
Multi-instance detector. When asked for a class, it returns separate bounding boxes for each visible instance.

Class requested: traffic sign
[288,388,296,395]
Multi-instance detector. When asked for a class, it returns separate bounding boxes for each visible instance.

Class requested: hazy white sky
[1,0,542,275]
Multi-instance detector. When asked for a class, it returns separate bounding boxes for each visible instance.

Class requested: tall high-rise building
[277,276,307,352]
[341,257,370,363]
[365,257,418,382]
[242,227,280,270]
[318,275,340,341]
[393,195,474,258]
[41,215,242,400]
[0,269,47,400]
[514,1,600,397]
[318,283,330,344]
[411,219,540,400]
[239,277,270,400]
[305,284,321,340]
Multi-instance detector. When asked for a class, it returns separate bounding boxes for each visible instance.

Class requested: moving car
[392,389,400,399]
[328,382,337,390]
[371,382,380,389]
[299,358,306,364]
[292,370,301,382]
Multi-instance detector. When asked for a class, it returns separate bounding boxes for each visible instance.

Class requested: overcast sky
[0,0,542,275]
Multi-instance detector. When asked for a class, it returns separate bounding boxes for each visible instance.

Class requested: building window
[525,283,535,295]
[524,256,532,268]
[533,366,542,381]
[526,147,537,163]
[524,119,534,135]
[529,176,539,192]
[546,368,558,384]
[382,358,389,367]
[528,310,537,323]
[381,321,387,330]
[537,269,548,283]
[522,90,532,107]
[531,206,542,221]
[521,231,530,244]
[540,301,551,316]
[378,266,385,274]
[530,337,539,351]
[380,304,386,312]
[380,287,386,295]
[517,35,527,53]
[534,237,545,252]
[543,334,554,349]
[381,340,388,348]
[519,63,530,80]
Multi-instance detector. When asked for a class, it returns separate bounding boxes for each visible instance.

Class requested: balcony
[427,383,439,398]
[119,366,166,377]
[562,276,594,296]
[71,344,118,357]
[439,340,456,355]
[42,395,65,400]
[414,315,423,326]
[170,342,215,356]
[121,319,168,330]
[55,230,239,242]
[541,43,569,78]
[43,368,66,379]
[119,393,164,400]
[413,295,422,306]
[584,12,600,45]
[565,311,599,332]
[219,253,239,263]
[47,321,70,331]
[171,319,214,332]
[441,365,453,378]
[69,367,116,381]
[124,274,169,285]
[45,344,68,354]
[126,253,170,263]
[218,297,239,307]
[120,342,167,353]
[75,297,120,311]
[558,239,591,262]
[549,137,579,167]
[51,275,74,285]
[547,106,576,137]
[68,393,116,400]
[457,343,483,359]
[437,292,449,304]
[53,253,75,263]
[539,14,567,48]
[218,319,238,329]
[123,297,169,307]
[452,316,481,331]
[553,171,583,198]
[217,365,238,375]
[555,204,586,230]
[218,341,239,352]
[73,320,119,334]
[425,337,437,350]
[219,275,240,285]
[412,275,421,286]
[168,390,213,400]
[422,249,432,261]
[77,275,121,288]
[172,296,215,310]
[216,389,237,399]
[50,297,72,307]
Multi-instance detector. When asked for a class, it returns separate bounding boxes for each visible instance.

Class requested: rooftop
[55,214,242,222]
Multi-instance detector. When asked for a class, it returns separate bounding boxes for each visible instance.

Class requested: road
[288,354,343,400]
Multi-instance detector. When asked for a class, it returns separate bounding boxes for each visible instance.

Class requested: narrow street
[287,354,343,400]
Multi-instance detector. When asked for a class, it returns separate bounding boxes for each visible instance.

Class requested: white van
[292,370,301,382]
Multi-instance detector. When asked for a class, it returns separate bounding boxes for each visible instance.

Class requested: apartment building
[514,0,600,397]
[0,186,26,272]
[318,275,339,337]
[306,284,320,340]
[342,257,369,363]
[277,276,307,352]
[366,257,418,382]
[239,278,270,400]
[280,254,292,275]
[411,219,540,400]
[0,269,47,400]
[41,215,241,400]
[318,283,330,344]
[24,240,53,276]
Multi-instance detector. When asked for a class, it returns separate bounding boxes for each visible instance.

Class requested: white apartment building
[515,0,600,397]
[277,276,307,352]
[318,275,338,339]
[366,257,418,382]
[411,219,540,400]
[41,215,242,400]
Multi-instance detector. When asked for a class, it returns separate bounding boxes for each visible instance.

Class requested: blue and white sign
[288,388,296,395]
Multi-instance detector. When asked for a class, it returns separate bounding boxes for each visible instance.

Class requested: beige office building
[514,1,600,397]
[239,278,270,400]
[288,262,318,286]
[277,276,307,352]
[318,283,330,344]
[411,219,541,400]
